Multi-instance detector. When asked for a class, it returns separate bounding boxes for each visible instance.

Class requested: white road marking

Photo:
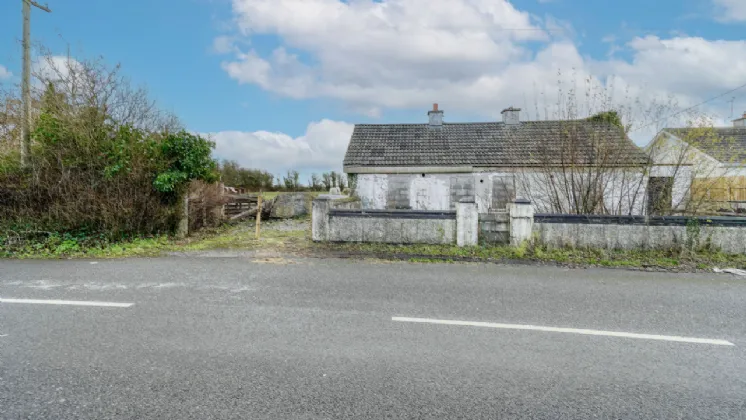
[0,298,133,308]
[0,334,7,337]
[392,317,735,346]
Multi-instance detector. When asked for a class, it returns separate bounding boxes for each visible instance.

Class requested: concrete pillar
[213,182,226,224]
[176,194,189,239]
[456,198,478,247]
[312,196,332,242]
[509,198,534,247]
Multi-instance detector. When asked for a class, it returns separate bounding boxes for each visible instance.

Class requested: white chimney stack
[428,103,443,128]
[501,107,521,126]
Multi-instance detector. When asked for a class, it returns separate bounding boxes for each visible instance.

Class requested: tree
[282,170,300,190]
[321,172,332,190]
[508,76,723,216]
[338,173,347,189]
[217,160,276,191]
[319,171,345,190]
[309,173,322,190]
[218,160,242,187]
[511,112,649,215]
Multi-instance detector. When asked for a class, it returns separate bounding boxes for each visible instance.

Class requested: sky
[1,0,745,181]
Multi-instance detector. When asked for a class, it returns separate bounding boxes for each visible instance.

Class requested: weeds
[321,241,746,271]
[5,217,746,272]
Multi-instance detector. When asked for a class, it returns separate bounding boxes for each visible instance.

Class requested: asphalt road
[1,256,746,419]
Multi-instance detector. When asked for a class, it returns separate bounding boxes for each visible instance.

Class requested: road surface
[1,257,745,419]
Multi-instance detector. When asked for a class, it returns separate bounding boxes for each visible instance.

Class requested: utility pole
[20,0,51,168]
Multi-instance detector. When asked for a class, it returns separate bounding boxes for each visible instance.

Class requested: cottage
[343,104,651,215]
[647,113,746,212]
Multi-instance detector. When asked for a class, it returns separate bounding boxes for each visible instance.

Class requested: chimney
[734,112,746,128]
[428,103,443,128]
[501,107,521,126]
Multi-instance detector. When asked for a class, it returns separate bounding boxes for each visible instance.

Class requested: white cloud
[222,0,551,112]
[208,119,354,176]
[32,55,85,89]
[713,0,746,22]
[597,36,746,99]
[212,0,746,171]
[212,36,237,54]
[0,65,11,80]
[218,0,746,129]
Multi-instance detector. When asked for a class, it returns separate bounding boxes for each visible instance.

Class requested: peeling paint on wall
[474,173,515,212]
[410,175,450,210]
[387,175,412,209]
[449,175,475,209]
[356,174,388,209]
[354,170,650,215]
[474,173,492,212]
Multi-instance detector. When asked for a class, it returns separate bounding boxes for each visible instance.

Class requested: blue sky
[1,0,745,178]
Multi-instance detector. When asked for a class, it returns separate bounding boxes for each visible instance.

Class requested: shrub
[0,55,218,239]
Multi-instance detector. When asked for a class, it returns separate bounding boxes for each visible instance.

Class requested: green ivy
[587,111,625,131]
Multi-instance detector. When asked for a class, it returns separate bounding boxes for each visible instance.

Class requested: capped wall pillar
[509,198,534,247]
[456,198,478,247]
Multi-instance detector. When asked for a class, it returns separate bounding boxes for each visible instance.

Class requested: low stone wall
[270,192,315,219]
[534,215,746,254]
[313,195,457,244]
[314,196,535,247]
[328,210,456,244]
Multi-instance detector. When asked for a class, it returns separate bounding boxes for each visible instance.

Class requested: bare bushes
[0,55,217,238]
[188,180,229,232]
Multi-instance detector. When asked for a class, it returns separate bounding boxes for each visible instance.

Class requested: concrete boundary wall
[314,196,534,246]
[313,195,458,244]
[313,195,460,244]
[534,221,746,254]
[315,195,746,253]
[328,212,457,244]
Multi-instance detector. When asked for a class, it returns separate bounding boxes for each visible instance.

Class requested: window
[491,176,516,210]
[647,177,673,215]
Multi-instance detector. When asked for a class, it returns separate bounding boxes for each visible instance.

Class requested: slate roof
[343,120,649,168]
[664,127,746,164]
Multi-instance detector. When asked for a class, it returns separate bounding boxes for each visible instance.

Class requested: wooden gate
[224,196,259,217]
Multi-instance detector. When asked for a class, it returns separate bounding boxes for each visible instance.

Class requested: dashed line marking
[392,316,734,346]
[0,298,134,308]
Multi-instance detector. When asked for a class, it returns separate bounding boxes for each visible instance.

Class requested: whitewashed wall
[355,174,388,209]
[603,170,648,215]
[357,173,456,211]
[355,170,650,215]
[410,175,450,210]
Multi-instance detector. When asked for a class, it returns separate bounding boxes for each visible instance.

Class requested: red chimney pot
[433,103,438,112]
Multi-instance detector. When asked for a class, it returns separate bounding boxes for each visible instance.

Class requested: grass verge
[0,219,312,259]
[4,219,746,272]
[317,241,746,271]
